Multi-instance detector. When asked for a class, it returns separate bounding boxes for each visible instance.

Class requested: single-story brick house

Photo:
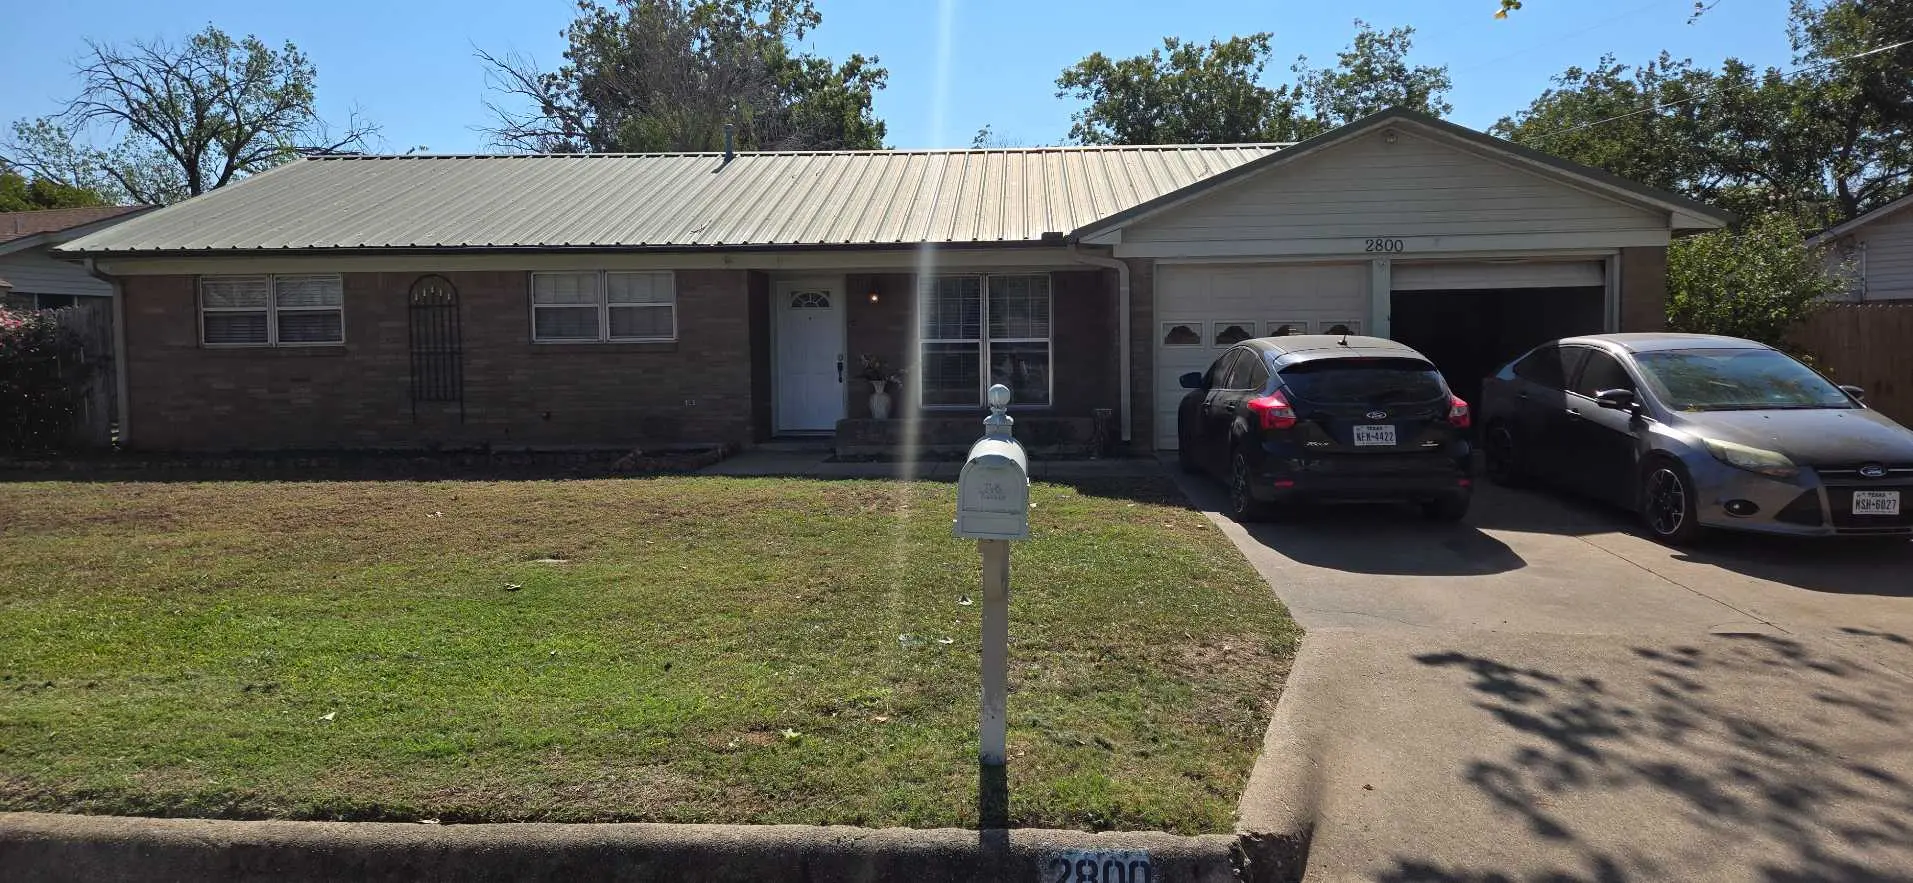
[57,109,1729,454]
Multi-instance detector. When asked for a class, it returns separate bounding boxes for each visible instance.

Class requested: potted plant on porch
[857,355,906,420]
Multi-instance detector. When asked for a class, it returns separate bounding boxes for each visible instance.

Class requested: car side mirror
[1179,371,1206,390]
[1594,388,1638,411]
[1840,384,1867,401]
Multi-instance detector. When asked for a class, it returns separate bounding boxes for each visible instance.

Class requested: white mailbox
[955,385,1031,541]
[956,438,1030,540]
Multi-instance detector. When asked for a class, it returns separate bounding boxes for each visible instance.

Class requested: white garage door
[1154,263,1369,449]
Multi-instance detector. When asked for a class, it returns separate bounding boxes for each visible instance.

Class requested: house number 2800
[1364,238,1405,253]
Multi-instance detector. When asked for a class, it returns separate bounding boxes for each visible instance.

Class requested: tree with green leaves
[1494,0,1912,224]
[482,0,886,152]
[1,26,374,206]
[1667,213,1846,347]
[1054,21,1450,145]
[0,164,110,212]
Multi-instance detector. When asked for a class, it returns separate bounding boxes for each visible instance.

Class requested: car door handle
[1225,402,1239,412]
[1565,408,1584,419]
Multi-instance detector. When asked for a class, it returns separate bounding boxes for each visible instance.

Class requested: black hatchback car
[1176,335,1475,522]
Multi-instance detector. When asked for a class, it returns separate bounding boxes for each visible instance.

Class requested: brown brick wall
[841,270,1116,419]
[120,269,755,451]
[1126,257,1157,451]
[747,271,773,441]
[1620,246,1669,332]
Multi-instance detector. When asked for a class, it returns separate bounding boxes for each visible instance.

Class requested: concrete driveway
[1171,471,1913,882]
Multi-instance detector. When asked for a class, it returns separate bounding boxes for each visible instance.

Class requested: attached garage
[1388,260,1610,408]
[1072,109,1731,450]
[1152,262,1369,449]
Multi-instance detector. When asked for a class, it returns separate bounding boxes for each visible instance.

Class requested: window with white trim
[919,273,1051,407]
[530,271,676,342]
[200,274,345,346]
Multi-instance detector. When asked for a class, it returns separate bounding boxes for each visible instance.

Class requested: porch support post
[1369,258,1392,339]
[1067,245,1132,443]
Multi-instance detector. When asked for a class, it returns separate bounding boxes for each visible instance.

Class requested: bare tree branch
[0,25,376,204]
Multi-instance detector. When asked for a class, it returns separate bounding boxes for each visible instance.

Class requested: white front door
[775,281,845,432]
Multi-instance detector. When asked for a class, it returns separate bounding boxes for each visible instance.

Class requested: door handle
[1225,402,1239,412]
[836,356,843,383]
[1565,408,1584,419]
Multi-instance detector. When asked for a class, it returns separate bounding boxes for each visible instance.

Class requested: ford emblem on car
[1366,410,1388,420]
[1861,464,1888,479]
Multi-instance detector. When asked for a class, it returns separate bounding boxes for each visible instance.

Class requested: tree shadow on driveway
[1380,631,1913,882]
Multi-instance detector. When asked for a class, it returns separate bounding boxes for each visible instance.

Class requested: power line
[1519,37,1913,144]
[1453,0,1679,77]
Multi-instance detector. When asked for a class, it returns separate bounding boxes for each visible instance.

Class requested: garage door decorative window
[1162,322,1203,346]
[919,274,1051,407]
[1322,320,1363,336]
[1214,321,1256,346]
[1267,320,1308,336]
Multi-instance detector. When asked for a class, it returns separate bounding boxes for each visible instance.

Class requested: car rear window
[1278,358,1447,405]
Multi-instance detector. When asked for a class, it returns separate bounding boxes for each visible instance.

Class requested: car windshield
[1278,358,1446,405]
[1632,348,1854,411]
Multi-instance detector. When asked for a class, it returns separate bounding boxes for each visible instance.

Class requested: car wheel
[1641,458,1702,545]
[1228,449,1270,522]
[1484,423,1523,487]
[1422,492,1471,522]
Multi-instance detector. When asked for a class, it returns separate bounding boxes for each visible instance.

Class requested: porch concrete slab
[1028,458,1167,481]
[809,461,957,481]
[698,450,830,477]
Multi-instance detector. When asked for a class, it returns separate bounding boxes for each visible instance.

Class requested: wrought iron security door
[408,275,463,418]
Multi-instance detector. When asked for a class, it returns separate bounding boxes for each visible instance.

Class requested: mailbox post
[955,384,1029,776]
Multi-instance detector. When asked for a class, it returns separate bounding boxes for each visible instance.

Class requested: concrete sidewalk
[700,449,1168,481]
[1173,472,1913,882]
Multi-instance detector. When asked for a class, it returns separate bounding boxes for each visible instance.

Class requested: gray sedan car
[1479,333,1913,543]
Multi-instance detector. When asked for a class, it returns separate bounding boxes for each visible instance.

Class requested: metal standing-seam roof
[56,145,1284,255]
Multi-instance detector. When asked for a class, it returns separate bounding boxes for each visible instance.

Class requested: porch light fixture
[868,289,881,304]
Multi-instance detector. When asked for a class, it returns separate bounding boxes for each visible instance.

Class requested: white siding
[1392,260,1604,290]
[1856,206,1913,301]
[1125,129,1668,249]
[1154,262,1369,449]
[0,247,113,298]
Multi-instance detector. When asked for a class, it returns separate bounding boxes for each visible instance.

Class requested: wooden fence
[48,301,117,449]
[1793,302,1913,426]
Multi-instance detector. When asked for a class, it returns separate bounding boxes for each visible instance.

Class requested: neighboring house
[1809,192,1913,302]
[0,206,156,310]
[55,109,1730,454]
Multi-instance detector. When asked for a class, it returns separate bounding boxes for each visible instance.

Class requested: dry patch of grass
[0,476,1298,833]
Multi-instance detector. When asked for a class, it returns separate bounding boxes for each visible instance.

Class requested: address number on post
[1364,238,1405,253]
[1043,849,1155,883]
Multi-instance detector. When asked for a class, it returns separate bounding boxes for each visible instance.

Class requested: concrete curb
[1233,639,1334,883]
[0,812,1241,883]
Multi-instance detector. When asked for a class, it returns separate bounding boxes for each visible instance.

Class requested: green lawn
[0,475,1297,833]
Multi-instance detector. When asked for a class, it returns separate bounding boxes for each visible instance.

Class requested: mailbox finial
[985,384,1013,438]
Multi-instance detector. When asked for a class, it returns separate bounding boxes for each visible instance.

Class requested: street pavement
[1172,470,1913,883]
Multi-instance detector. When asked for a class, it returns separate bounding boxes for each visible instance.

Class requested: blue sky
[1,0,1796,154]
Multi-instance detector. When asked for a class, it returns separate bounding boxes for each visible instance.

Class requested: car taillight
[1448,394,1471,429]
[1246,391,1297,431]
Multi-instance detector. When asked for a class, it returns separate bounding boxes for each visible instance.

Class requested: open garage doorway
[1390,286,1608,409]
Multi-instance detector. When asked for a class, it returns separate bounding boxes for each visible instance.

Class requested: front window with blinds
[919,274,1051,407]
[200,275,345,346]
[531,271,676,342]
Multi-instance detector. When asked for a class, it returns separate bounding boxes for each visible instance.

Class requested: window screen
[201,275,341,346]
